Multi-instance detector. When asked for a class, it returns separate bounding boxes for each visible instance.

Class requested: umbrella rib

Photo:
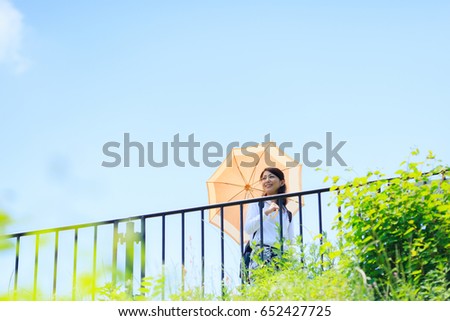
[246,178,264,190]
[233,150,249,185]
[228,189,247,202]
[248,148,264,182]
[248,189,261,199]
[249,143,272,183]
[207,181,247,188]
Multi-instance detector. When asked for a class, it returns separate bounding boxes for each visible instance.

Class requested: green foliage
[0,210,13,251]
[136,275,166,300]
[96,282,131,301]
[231,240,373,301]
[332,150,450,300]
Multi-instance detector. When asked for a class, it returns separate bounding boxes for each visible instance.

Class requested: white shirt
[244,201,295,246]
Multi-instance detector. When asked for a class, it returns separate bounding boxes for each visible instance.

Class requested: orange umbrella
[206,142,302,244]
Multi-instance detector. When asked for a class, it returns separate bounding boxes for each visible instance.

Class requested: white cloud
[0,0,28,73]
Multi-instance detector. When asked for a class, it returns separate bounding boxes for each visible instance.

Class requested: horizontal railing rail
[1,171,445,300]
[1,188,331,239]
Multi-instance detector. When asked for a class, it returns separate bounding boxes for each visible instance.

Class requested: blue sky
[1,0,449,235]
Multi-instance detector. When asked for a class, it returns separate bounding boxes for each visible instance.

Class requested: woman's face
[260,170,284,196]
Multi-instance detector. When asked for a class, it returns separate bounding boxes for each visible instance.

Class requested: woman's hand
[264,202,279,216]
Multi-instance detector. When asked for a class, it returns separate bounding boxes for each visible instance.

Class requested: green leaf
[404,227,415,235]
[361,236,373,244]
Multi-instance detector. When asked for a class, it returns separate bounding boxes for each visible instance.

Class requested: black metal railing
[0,187,335,300]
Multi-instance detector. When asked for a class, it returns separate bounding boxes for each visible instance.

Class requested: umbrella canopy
[206,142,302,244]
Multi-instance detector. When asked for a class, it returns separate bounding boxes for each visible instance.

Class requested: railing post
[200,209,205,297]
[318,192,324,268]
[298,195,303,241]
[14,236,20,301]
[140,218,146,287]
[259,201,264,260]
[278,197,284,254]
[239,203,244,285]
[125,221,135,297]
[92,226,98,300]
[52,231,59,300]
[72,229,79,300]
[33,234,40,300]
[161,214,166,300]
[220,206,225,298]
[298,195,304,264]
[112,222,119,287]
[318,192,323,243]
[181,211,186,294]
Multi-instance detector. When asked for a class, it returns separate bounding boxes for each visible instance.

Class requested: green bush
[332,150,450,300]
[231,240,373,301]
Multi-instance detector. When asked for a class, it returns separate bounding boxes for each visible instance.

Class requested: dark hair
[260,167,287,205]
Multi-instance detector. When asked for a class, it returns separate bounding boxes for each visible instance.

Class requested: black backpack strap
[244,231,257,252]
[280,204,292,223]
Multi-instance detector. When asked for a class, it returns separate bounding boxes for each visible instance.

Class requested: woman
[244,167,295,273]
